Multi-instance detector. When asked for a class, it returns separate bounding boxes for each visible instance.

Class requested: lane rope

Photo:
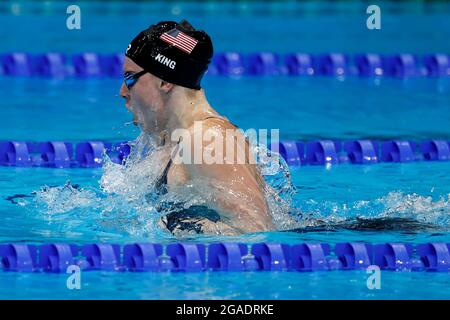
[1,52,449,78]
[0,242,448,273]
[1,140,449,168]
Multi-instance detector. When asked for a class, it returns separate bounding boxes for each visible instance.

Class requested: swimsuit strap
[154,157,172,195]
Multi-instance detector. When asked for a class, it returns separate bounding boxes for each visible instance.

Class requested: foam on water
[296,191,450,230]
[28,132,296,237]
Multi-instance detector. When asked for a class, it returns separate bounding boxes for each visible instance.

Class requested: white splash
[34,182,98,215]
[30,132,298,236]
[297,191,450,228]
[30,129,450,236]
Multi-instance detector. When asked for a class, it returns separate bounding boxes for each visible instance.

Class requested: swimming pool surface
[1,1,450,299]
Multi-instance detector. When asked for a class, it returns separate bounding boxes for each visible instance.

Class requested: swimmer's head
[126,20,213,90]
[120,20,213,134]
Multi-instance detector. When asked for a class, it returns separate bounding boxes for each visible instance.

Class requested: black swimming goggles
[124,70,147,90]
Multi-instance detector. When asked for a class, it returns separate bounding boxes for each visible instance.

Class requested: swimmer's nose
[119,82,131,108]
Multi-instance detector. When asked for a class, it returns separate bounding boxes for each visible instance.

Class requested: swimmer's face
[119,57,173,134]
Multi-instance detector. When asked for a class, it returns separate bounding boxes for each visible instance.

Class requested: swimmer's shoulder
[201,114,237,130]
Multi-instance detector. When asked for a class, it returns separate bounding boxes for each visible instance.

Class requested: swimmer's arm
[176,125,274,232]
[185,163,273,232]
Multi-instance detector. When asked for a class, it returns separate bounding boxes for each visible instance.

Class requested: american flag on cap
[160,28,198,54]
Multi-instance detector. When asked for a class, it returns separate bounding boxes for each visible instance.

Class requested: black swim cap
[125,20,213,90]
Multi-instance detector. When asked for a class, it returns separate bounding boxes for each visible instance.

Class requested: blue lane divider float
[382,54,418,77]
[354,54,384,77]
[333,243,373,270]
[290,243,331,271]
[381,141,417,163]
[271,140,304,166]
[166,243,206,272]
[1,52,449,78]
[373,243,425,271]
[39,244,79,273]
[250,243,290,271]
[344,140,378,164]
[313,53,349,76]
[284,53,314,76]
[271,139,450,166]
[123,243,163,272]
[34,53,67,78]
[1,139,450,168]
[81,244,122,271]
[208,243,248,271]
[0,140,130,168]
[247,52,281,76]
[0,242,448,273]
[0,244,38,272]
[305,140,340,165]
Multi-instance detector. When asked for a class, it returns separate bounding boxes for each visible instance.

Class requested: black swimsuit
[155,156,222,234]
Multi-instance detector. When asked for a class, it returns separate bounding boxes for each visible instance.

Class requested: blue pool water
[1,1,450,299]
